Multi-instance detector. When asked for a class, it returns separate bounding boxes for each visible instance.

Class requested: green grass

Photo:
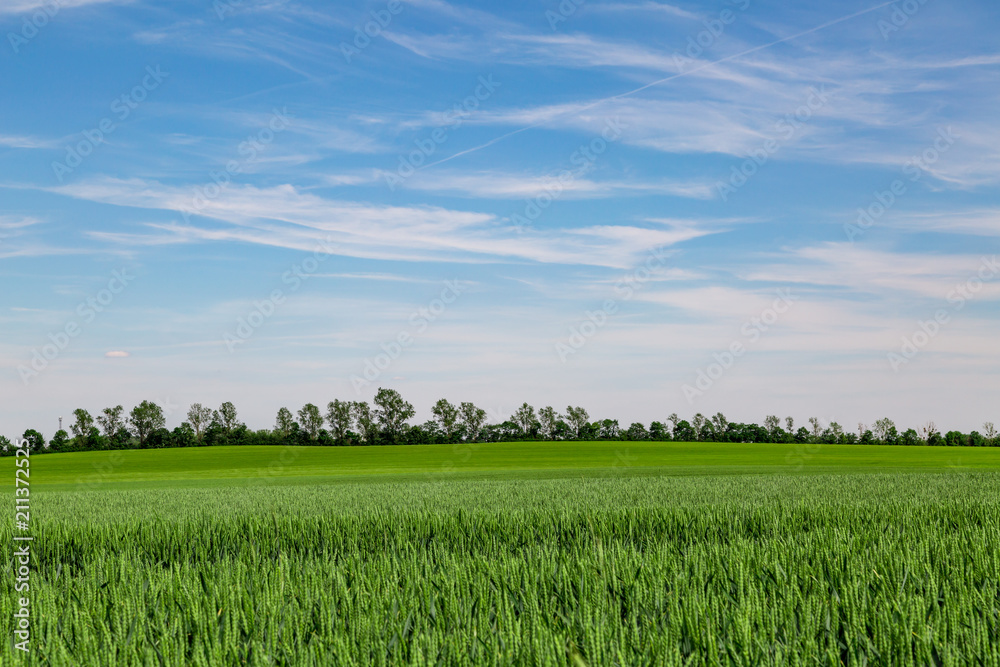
[2,473,999,665]
[6,441,1000,491]
[3,446,1000,664]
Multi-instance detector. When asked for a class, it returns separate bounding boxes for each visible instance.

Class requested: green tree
[22,429,45,451]
[70,409,94,441]
[171,423,197,448]
[213,402,241,434]
[763,415,780,440]
[599,419,620,440]
[353,401,379,445]
[513,403,536,437]
[668,413,681,432]
[459,402,488,442]
[873,418,897,444]
[84,426,106,451]
[275,407,296,437]
[96,406,124,438]
[829,422,844,443]
[673,420,696,442]
[944,431,966,447]
[373,388,415,444]
[298,403,324,440]
[711,413,729,439]
[187,403,213,442]
[49,429,70,452]
[625,422,649,441]
[326,400,353,445]
[431,399,460,440]
[129,401,165,448]
[692,413,706,440]
[565,406,589,439]
[921,421,939,444]
[983,422,997,446]
[538,406,558,440]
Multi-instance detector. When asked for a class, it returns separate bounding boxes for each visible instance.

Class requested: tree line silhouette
[3,387,997,454]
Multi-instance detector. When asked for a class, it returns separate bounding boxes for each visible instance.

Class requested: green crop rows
[3,472,1000,665]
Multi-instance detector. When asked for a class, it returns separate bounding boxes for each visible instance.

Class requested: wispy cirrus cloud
[587,2,698,20]
[46,177,713,268]
[322,169,715,200]
[742,243,1000,301]
[0,0,126,13]
[0,215,43,230]
[881,209,1000,237]
[0,134,59,149]
[375,13,1000,187]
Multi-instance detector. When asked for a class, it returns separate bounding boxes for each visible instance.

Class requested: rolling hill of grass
[6,440,1000,491]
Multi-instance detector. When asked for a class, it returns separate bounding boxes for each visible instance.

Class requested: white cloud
[882,209,1000,237]
[371,24,1000,187]
[0,0,125,13]
[308,272,439,283]
[588,2,698,20]
[367,169,715,200]
[742,244,1000,301]
[0,216,42,230]
[47,177,713,268]
[0,135,58,149]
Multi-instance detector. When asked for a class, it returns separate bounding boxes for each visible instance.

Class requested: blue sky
[2,0,998,436]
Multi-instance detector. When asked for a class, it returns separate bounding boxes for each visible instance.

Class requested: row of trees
[3,390,998,454]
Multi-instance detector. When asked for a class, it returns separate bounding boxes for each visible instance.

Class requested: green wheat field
[3,444,1000,665]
